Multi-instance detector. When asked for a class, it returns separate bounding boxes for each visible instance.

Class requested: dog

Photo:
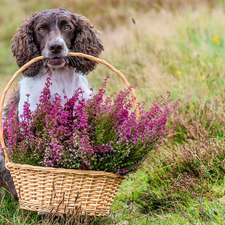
[1,8,104,197]
[3,8,103,118]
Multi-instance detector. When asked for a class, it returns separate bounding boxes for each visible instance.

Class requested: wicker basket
[0,52,140,216]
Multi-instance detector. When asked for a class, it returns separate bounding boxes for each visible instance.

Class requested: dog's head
[11,8,104,77]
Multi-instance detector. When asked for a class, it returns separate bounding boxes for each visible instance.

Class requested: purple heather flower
[1,77,178,175]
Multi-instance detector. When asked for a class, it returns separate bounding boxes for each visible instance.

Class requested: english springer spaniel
[3,8,104,118]
[1,8,103,197]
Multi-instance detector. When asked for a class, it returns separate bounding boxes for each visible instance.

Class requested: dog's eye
[38,27,44,32]
[65,25,71,31]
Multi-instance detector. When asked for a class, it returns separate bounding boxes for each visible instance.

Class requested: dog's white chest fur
[19,67,92,118]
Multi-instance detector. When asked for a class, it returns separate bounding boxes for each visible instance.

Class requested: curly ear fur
[71,13,104,75]
[11,14,43,77]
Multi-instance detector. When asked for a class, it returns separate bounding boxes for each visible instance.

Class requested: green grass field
[1,0,225,224]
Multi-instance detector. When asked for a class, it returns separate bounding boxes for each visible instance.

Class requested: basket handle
[0,52,140,164]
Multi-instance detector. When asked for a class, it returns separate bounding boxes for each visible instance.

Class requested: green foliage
[0,189,38,224]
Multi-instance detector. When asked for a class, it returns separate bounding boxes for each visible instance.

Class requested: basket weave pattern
[0,52,139,216]
[7,163,124,216]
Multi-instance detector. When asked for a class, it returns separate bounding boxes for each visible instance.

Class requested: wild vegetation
[1,0,225,224]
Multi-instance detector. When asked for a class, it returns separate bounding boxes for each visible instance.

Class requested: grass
[1,0,225,224]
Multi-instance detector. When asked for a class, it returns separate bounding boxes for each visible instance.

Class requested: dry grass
[0,0,223,99]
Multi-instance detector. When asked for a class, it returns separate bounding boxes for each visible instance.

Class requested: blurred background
[0,0,225,104]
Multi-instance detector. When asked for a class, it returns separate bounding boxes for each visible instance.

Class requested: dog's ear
[70,13,104,75]
[11,14,43,77]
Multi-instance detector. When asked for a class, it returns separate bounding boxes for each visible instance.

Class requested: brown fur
[3,88,20,118]
[70,12,104,74]
[11,8,104,77]
[11,14,43,77]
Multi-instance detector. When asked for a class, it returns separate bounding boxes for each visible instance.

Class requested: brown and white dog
[1,8,103,197]
[3,8,104,118]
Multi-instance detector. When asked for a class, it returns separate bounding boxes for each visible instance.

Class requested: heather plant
[2,77,177,176]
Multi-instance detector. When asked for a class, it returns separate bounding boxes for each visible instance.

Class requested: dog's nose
[49,42,63,54]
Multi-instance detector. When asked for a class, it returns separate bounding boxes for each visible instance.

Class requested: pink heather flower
[1,77,178,175]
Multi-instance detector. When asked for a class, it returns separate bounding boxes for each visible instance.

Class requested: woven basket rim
[6,162,125,179]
